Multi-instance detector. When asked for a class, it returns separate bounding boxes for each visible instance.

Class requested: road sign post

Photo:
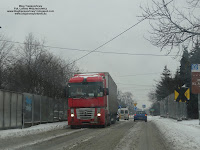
[199,94,200,125]
[191,64,200,125]
[174,87,190,121]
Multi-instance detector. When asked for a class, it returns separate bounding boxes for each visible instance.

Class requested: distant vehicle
[119,108,129,120]
[67,72,118,128]
[134,111,147,122]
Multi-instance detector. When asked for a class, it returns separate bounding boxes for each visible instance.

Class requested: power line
[67,0,174,65]
[116,70,177,77]
[0,0,174,65]
[116,83,154,86]
[92,51,180,57]
[118,87,152,91]
[117,72,161,77]
[0,39,180,57]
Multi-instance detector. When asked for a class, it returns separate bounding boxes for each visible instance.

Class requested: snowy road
[0,119,169,150]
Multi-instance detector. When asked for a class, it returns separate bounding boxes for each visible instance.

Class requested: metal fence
[0,89,68,130]
[160,93,187,120]
[0,90,23,129]
[23,93,68,127]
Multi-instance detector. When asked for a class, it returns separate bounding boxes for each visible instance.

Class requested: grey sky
[0,0,181,108]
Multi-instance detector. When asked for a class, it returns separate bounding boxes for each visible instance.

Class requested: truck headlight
[97,113,101,117]
[71,113,74,117]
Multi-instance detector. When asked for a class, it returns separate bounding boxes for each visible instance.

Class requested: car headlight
[97,113,101,117]
[71,113,74,117]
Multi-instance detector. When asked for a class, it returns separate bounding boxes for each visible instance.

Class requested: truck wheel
[102,124,107,128]
[134,119,135,122]
[145,120,147,122]
[107,116,111,126]
[70,125,75,129]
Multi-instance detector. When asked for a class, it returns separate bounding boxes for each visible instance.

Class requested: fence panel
[41,96,48,123]
[4,92,11,128]
[48,98,54,122]
[0,91,3,128]
[63,100,68,120]
[0,90,23,129]
[17,94,23,127]
[11,93,17,127]
[34,95,41,123]
[160,93,187,120]
[23,93,33,123]
[1,90,68,130]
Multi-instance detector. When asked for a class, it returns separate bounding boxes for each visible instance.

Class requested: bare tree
[141,0,200,53]
[0,34,14,88]
[5,33,79,98]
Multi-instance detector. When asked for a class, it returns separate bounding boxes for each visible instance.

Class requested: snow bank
[150,116,200,150]
[0,121,68,140]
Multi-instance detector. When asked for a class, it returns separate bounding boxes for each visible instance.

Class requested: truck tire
[102,124,107,128]
[71,125,76,129]
[107,115,111,126]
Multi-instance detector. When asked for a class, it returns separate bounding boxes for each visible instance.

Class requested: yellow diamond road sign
[184,88,190,100]
[174,87,190,102]
[174,90,179,101]
[134,103,137,107]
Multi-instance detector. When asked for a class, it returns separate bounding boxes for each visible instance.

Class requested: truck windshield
[68,82,103,98]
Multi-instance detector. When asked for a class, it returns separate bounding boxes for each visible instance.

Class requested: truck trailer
[67,72,118,128]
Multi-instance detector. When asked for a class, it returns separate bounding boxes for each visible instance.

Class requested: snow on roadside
[150,116,200,150]
[0,121,68,140]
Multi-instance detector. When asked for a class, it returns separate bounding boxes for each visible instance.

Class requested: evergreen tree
[179,47,191,87]
[155,66,174,101]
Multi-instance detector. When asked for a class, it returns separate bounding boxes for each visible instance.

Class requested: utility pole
[191,64,200,125]
[199,94,200,125]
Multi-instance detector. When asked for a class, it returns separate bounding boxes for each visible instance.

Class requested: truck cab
[67,73,118,128]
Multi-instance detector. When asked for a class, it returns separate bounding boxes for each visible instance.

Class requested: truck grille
[76,108,95,120]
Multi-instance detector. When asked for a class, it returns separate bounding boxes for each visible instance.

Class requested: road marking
[6,129,86,150]
[67,136,95,150]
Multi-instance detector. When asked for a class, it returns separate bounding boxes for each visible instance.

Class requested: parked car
[134,111,147,122]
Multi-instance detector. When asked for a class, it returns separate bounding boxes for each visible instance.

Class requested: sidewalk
[150,116,200,150]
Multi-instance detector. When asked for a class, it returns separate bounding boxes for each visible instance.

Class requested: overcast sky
[0,0,182,108]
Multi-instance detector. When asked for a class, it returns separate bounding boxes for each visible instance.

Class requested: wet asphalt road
[1,119,171,150]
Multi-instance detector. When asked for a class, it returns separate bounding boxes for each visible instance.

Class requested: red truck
[67,72,118,128]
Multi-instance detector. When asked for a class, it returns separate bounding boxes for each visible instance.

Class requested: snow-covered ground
[150,116,200,150]
[1,116,200,150]
[0,121,68,140]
